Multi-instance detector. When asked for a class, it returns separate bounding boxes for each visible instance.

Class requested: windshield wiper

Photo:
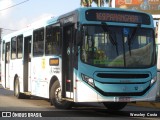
[128,24,141,56]
[101,22,119,55]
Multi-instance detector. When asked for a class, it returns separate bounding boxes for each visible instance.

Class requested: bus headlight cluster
[81,74,95,87]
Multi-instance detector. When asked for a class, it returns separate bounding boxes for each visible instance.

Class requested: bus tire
[50,81,72,109]
[103,102,127,111]
[14,77,25,99]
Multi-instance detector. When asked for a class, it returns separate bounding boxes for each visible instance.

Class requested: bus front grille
[96,73,149,79]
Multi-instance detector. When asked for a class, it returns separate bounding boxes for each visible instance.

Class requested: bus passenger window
[45,24,60,55]
[11,37,17,59]
[33,28,44,56]
[17,35,23,59]
[2,41,5,61]
[6,42,10,63]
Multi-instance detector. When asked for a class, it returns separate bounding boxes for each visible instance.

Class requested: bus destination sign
[96,13,139,23]
[85,10,150,25]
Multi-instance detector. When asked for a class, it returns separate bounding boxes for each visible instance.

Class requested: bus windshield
[81,25,155,68]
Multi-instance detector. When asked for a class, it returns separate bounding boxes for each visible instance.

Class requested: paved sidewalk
[129,101,160,109]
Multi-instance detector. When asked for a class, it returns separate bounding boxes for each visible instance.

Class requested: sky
[0,0,82,35]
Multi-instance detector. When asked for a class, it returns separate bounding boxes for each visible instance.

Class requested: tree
[93,0,112,7]
[106,0,112,7]
[81,0,93,7]
[93,0,104,7]
[80,0,112,7]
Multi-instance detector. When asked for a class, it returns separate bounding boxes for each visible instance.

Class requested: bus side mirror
[76,31,82,46]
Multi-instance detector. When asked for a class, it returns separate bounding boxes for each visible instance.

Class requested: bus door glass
[62,25,74,98]
[5,42,10,88]
[23,36,32,92]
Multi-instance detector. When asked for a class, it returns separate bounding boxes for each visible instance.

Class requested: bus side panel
[1,41,5,88]
[1,59,5,88]
[31,57,47,97]
[31,56,62,98]
[45,56,62,97]
[10,59,23,91]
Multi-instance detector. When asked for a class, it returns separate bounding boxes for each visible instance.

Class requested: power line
[0,0,29,12]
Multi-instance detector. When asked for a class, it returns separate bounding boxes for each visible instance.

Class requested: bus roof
[2,7,153,40]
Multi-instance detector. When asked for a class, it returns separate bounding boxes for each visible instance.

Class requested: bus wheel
[103,102,127,111]
[14,77,24,99]
[50,81,72,109]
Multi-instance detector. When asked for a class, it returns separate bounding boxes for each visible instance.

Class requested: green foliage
[81,0,112,7]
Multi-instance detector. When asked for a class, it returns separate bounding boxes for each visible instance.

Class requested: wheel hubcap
[55,87,62,103]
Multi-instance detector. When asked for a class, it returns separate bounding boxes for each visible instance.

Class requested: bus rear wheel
[50,81,72,109]
[14,77,25,99]
[103,102,127,111]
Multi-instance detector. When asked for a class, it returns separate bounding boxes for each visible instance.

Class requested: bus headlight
[150,76,157,86]
[81,74,95,87]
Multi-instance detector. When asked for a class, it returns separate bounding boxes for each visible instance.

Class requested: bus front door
[5,42,10,89]
[62,25,74,99]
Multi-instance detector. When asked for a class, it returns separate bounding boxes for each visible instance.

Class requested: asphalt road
[0,83,160,120]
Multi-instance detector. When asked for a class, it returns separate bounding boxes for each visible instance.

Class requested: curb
[128,102,160,109]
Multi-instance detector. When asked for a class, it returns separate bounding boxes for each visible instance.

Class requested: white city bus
[1,7,158,110]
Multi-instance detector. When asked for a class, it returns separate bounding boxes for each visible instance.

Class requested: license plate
[119,97,131,102]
